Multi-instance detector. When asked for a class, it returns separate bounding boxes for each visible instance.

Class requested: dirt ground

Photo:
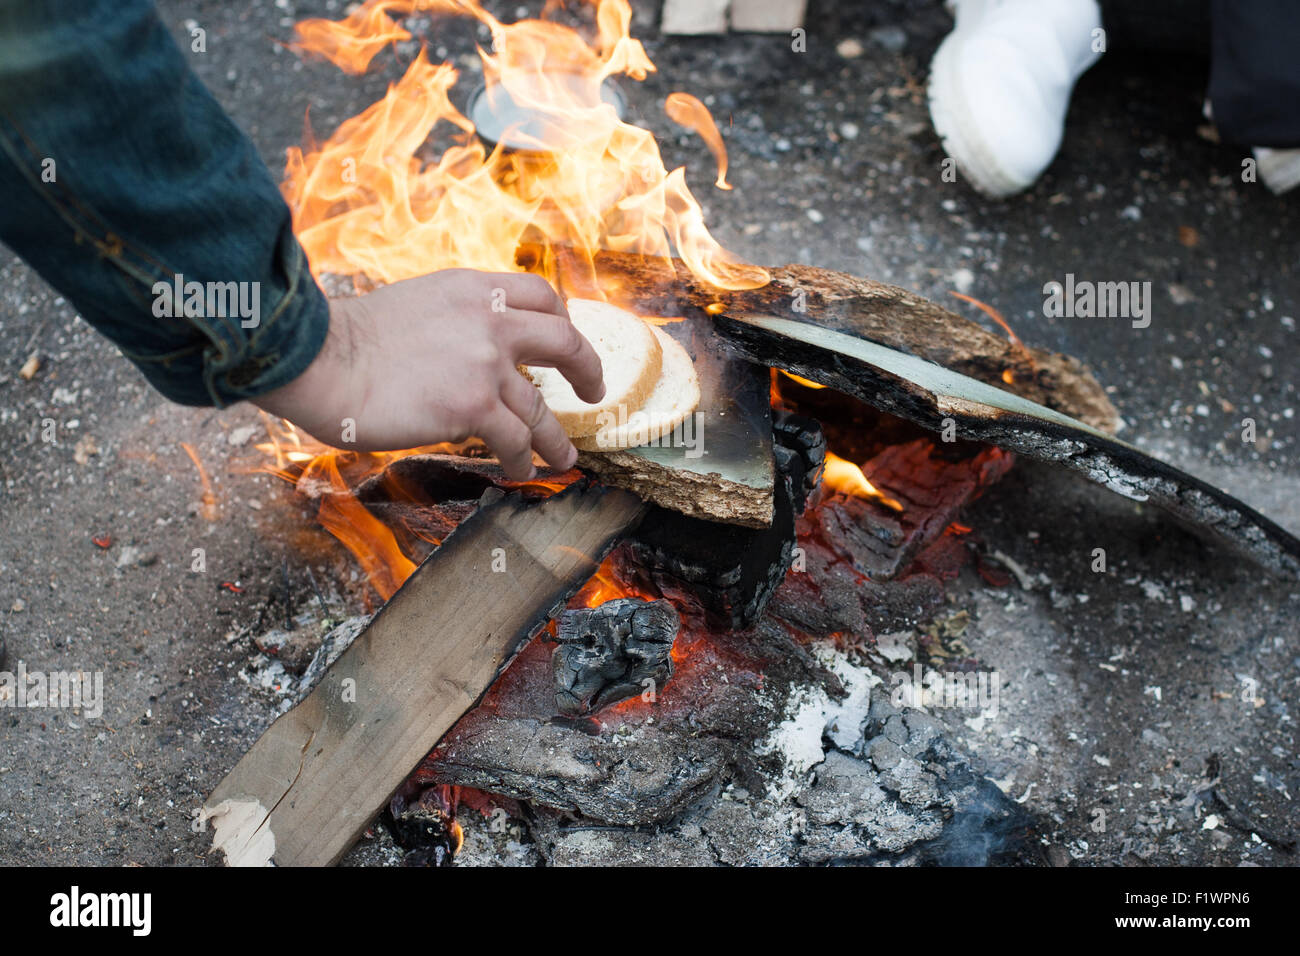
[0,0,1295,866]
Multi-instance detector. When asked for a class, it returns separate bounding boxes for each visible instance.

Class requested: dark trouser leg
[1208,0,1300,147]
[1096,0,1211,54]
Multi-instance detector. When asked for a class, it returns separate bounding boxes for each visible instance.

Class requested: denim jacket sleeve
[0,0,329,407]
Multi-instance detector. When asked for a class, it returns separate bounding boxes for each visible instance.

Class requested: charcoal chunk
[385,786,459,867]
[553,599,680,716]
[773,409,826,511]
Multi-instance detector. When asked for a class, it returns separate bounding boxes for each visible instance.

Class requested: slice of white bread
[523,299,662,438]
[573,326,701,452]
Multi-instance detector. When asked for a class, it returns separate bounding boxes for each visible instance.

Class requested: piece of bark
[199,481,646,866]
[553,598,680,715]
[543,248,1120,433]
[576,447,772,527]
[576,325,775,528]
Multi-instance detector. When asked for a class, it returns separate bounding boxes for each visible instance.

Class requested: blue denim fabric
[0,0,329,406]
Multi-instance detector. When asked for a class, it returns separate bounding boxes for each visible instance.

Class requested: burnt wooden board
[199,481,646,866]
[544,249,1296,575]
[717,312,1300,576]
[555,248,1122,433]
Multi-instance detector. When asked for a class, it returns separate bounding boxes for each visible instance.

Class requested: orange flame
[290,0,415,74]
[181,442,220,522]
[285,0,768,294]
[770,367,826,409]
[780,369,826,390]
[573,552,656,608]
[664,92,732,190]
[256,411,319,478]
[304,453,416,601]
[948,291,1038,379]
[823,451,904,512]
[269,1,771,601]
[255,415,489,599]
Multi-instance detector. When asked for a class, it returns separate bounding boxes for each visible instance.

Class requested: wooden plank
[199,482,646,866]
[712,310,1300,577]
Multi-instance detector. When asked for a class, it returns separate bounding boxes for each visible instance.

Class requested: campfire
[256,371,1017,865]
[198,0,1299,867]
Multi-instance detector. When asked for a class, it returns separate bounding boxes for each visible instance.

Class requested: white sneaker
[928,0,1104,197]
[1254,147,1300,195]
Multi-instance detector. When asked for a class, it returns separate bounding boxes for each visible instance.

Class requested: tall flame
[269,0,770,601]
[664,92,732,190]
[284,0,768,294]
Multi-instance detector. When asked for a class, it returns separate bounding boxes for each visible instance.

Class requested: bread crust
[572,326,701,452]
[524,299,663,437]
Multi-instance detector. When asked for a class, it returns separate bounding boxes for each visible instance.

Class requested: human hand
[253,270,605,479]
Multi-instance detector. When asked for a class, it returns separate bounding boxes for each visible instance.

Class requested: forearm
[0,0,328,406]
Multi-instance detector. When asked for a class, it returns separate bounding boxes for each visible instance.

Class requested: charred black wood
[353,453,566,505]
[627,460,794,629]
[348,454,573,564]
[363,499,480,565]
[802,441,1013,581]
[415,595,849,827]
[553,599,679,716]
[713,311,1300,577]
[773,409,826,512]
[812,495,912,580]
[625,413,821,629]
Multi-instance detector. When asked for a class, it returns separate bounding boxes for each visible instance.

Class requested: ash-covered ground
[0,0,1295,866]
